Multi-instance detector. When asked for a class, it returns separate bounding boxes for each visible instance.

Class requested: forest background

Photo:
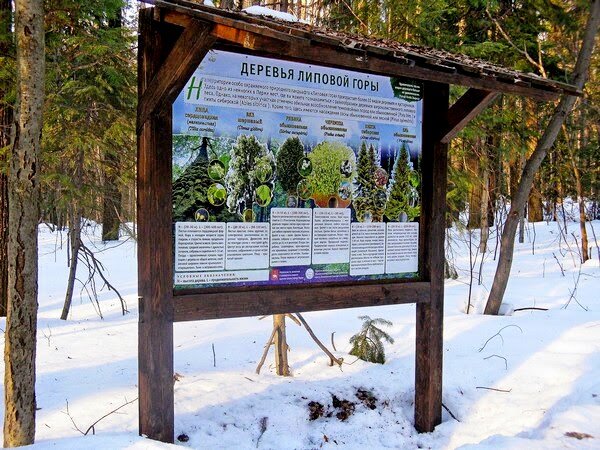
[2,0,598,303]
[0,0,598,446]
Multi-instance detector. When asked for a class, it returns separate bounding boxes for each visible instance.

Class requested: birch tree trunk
[4,0,44,446]
[485,0,600,315]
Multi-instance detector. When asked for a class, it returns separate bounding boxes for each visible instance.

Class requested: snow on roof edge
[243,5,307,24]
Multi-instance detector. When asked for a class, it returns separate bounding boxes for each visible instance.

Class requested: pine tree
[368,144,386,221]
[172,137,237,223]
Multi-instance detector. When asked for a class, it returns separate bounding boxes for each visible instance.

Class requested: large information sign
[172,50,423,289]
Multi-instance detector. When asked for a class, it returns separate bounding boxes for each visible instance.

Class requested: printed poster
[172,50,422,288]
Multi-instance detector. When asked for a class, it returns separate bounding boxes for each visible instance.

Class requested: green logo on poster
[186,76,203,100]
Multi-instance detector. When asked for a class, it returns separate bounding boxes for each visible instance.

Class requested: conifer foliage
[349,315,395,364]
[353,142,385,221]
[276,136,304,196]
[385,144,419,221]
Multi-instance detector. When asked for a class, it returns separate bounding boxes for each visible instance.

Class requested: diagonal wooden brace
[137,18,216,133]
[440,88,499,143]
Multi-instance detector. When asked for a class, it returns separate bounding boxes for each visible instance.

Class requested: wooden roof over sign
[152,0,580,102]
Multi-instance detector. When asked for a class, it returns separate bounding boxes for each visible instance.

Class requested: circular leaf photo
[375,168,389,187]
[338,181,352,201]
[242,208,255,222]
[255,184,272,207]
[207,183,227,206]
[374,188,388,209]
[286,196,298,208]
[194,208,209,222]
[297,179,312,200]
[340,159,353,178]
[297,157,313,177]
[207,159,226,181]
[256,161,273,183]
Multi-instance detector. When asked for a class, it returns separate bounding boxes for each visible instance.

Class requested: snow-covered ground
[1,214,599,449]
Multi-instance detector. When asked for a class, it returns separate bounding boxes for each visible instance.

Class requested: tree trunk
[0,108,8,318]
[61,147,84,320]
[525,101,543,223]
[467,142,483,229]
[485,0,600,315]
[60,212,81,320]
[101,9,122,242]
[0,0,13,318]
[527,181,544,222]
[568,121,589,263]
[273,314,290,376]
[101,150,121,241]
[4,0,44,446]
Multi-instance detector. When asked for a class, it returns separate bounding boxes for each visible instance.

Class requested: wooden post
[137,8,175,443]
[415,81,449,432]
[273,314,290,376]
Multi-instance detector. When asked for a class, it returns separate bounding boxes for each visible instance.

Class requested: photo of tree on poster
[172,50,423,288]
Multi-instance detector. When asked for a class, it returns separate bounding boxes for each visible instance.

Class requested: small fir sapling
[349,315,395,364]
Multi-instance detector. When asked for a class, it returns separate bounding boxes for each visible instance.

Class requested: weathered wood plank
[415,81,449,433]
[156,5,563,101]
[137,18,215,132]
[173,282,430,321]
[207,28,558,101]
[137,8,175,444]
[441,89,499,143]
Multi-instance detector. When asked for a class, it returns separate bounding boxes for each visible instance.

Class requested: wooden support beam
[137,18,215,132]
[440,89,499,143]
[137,9,175,444]
[415,81,449,433]
[173,282,431,322]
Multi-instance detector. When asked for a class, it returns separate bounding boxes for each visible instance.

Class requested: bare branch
[442,402,460,422]
[485,8,547,78]
[255,326,277,374]
[476,386,511,393]
[478,325,523,353]
[483,354,508,370]
[296,313,343,368]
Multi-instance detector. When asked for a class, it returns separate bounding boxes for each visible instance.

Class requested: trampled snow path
[0,216,599,449]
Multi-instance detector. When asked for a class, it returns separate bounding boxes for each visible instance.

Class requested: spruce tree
[385,144,419,221]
